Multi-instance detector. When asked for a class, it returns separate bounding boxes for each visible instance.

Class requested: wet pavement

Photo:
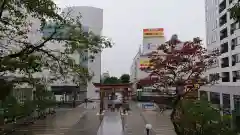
[123,102,147,135]
[9,103,100,135]
[97,111,124,135]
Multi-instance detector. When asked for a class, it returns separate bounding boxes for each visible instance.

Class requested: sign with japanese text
[143,28,164,38]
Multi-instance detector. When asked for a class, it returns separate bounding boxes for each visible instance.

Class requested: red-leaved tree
[141,36,220,134]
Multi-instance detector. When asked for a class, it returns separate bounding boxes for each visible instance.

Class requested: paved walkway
[140,104,176,135]
[11,103,99,135]
[97,111,124,135]
[123,102,146,135]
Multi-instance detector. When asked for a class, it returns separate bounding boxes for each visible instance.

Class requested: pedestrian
[84,98,88,108]
[92,101,96,109]
[145,123,152,135]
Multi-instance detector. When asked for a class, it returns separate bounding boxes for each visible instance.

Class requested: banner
[143,28,164,38]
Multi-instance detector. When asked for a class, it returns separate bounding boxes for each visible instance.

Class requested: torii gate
[93,83,133,114]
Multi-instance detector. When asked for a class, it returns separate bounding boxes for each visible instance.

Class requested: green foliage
[229,0,240,21]
[176,99,237,135]
[120,74,130,83]
[0,0,113,101]
[1,96,22,118]
[103,76,120,84]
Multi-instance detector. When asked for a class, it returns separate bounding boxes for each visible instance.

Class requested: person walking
[92,101,96,109]
[145,123,152,135]
[84,98,88,108]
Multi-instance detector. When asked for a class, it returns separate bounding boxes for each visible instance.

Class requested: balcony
[219,0,226,13]
[222,72,230,82]
[220,42,228,54]
[219,14,227,27]
[220,28,228,40]
[221,57,229,68]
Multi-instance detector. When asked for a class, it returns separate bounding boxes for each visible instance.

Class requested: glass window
[210,92,220,106]
[234,95,240,111]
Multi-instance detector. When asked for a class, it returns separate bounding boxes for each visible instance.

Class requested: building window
[209,73,220,82]
[208,58,219,69]
[232,53,240,66]
[234,95,240,110]
[220,42,228,54]
[231,22,238,35]
[219,13,227,27]
[231,37,240,50]
[219,0,226,13]
[220,28,228,40]
[232,70,240,82]
[222,72,230,82]
[223,93,231,114]
[210,92,220,107]
[221,57,229,68]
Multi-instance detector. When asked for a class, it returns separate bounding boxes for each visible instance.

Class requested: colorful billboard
[143,28,164,38]
[139,59,150,69]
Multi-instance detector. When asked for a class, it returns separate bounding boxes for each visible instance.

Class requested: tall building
[42,6,103,100]
[63,6,103,100]
[130,28,165,93]
[202,0,240,113]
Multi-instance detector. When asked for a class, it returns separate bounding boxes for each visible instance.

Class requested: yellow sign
[140,59,150,68]
[143,28,164,38]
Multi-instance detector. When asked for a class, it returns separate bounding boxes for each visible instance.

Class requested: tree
[178,99,236,135]
[120,74,130,83]
[230,0,240,21]
[103,76,120,84]
[141,36,220,135]
[0,0,112,101]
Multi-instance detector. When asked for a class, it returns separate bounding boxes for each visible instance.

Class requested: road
[10,103,100,135]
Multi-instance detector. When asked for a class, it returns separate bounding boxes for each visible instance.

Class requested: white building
[64,6,102,100]
[203,0,240,113]
[40,6,102,101]
[130,28,165,92]
[101,72,110,81]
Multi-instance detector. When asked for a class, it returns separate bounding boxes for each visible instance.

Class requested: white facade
[203,0,240,112]
[63,6,103,99]
[101,72,110,81]
[130,30,165,91]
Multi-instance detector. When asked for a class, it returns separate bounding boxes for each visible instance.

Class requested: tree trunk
[170,95,182,135]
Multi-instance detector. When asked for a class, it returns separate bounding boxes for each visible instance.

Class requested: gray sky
[56,0,205,77]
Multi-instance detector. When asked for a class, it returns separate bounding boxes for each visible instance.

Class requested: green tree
[103,76,120,84]
[142,37,220,134]
[120,74,130,83]
[0,0,112,101]
[230,1,240,21]
[177,99,236,135]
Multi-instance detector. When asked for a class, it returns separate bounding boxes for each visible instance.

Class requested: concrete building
[130,28,165,94]
[40,6,103,101]
[101,72,110,82]
[202,0,240,114]
[63,6,103,100]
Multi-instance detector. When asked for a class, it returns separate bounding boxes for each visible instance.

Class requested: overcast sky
[56,0,205,77]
